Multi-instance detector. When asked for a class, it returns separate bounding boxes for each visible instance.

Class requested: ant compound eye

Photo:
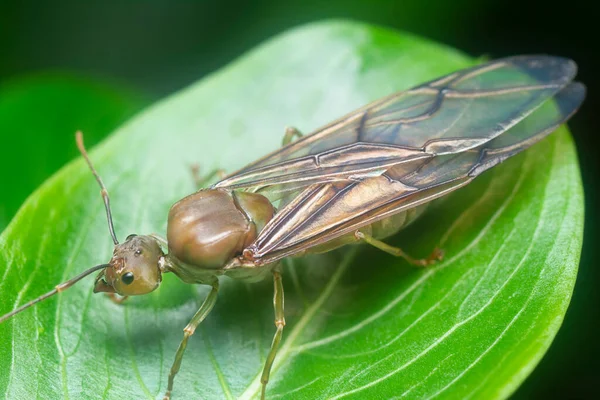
[122,272,134,285]
[126,234,138,241]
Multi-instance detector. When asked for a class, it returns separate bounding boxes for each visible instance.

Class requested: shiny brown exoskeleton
[90,187,279,399]
[94,189,276,295]
[0,56,586,399]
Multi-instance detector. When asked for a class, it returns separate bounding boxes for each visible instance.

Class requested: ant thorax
[166,188,274,270]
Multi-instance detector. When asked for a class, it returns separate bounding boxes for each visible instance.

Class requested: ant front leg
[281,126,303,146]
[105,293,128,304]
[163,280,219,400]
[189,165,226,190]
[260,266,286,400]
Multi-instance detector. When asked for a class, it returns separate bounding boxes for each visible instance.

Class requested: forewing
[245,82,586,264]
[215,55,577,197]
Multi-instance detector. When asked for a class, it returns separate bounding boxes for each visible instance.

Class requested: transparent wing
[245,82,585,264]
[215,55,577,197]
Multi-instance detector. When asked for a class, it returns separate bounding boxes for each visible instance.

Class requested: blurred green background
[0,0,597,399]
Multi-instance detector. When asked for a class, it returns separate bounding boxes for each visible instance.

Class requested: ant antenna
[76,131,119,245]
[0,263,110,323]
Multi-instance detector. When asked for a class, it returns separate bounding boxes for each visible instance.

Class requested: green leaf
[0,73,147,231]
[0,21,583,400]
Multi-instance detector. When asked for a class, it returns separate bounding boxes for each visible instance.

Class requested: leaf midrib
[238,247,358,400]
[248,140,541,399]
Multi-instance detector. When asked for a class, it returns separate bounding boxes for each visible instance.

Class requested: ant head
[0,132,167,324]
[94,234,164,296]
[74,132,166,297]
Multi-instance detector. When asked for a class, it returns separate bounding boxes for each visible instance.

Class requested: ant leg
[105,293,128,304]
[282,126,303,146]
[189,165,226,189]
[354,231,444,267]
[260,266,285,400]
[163,281,219,400]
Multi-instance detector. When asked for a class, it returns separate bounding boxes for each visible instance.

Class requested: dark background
[1,1,597,398]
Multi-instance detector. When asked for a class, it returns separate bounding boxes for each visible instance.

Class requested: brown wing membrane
[244,82,585,265]
[215,56,577,196]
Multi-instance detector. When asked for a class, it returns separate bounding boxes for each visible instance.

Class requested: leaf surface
[0,74,146,230]
[0,21,583,400]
